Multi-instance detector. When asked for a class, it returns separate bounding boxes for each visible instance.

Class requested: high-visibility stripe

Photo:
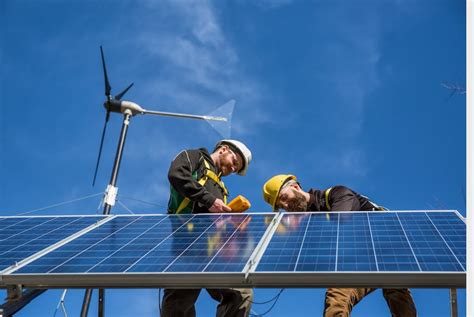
[325,187,332,210]
[324,187,333,221]
[175,159,228,213]
[176,177,208,214]
[204,170,228,196]
[202,160,228,201]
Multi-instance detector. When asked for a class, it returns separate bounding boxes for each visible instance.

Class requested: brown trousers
[324,288,417,317]
[161,288,253,317]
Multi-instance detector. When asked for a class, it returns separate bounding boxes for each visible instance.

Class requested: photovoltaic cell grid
[13,214,274,274]
[397,212,465,271]
[256,211,465,272]
[0,216,103,271]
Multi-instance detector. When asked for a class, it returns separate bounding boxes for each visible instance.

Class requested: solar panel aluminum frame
[0,215,116,287]
[0,272,250,289]
[247,210,466,288]
[247,272,465,288]
[242,212,284,278]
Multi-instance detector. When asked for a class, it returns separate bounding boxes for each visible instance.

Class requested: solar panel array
[0,211,466,288]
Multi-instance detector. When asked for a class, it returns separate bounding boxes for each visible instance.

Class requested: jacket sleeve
[328,186,361,211]
[168,150,216,209]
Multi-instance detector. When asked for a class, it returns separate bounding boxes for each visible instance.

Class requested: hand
[209,198,232,213]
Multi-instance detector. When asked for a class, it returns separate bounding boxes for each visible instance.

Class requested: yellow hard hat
[262,174,297,210]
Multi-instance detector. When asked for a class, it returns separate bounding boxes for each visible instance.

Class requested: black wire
[248,288,285,304]
[158,288,162,316]
[249,289,284,316]
[118,195,167,208]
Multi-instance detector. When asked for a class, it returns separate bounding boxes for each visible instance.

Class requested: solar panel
[250,211,465,288]
[1,211,465,289]
[4,214,274,287]
[0,216,105,272]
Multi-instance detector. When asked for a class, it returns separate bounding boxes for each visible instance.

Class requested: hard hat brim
[270,175,297,210]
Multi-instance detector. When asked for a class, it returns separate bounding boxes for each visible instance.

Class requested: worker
[262,174,417,317]
[161,140,253,317]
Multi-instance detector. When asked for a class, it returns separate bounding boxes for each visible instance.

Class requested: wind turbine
[82,46,230,317]
[92,46,228,215]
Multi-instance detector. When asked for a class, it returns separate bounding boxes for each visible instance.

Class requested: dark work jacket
[307,185,381,212]
[167,148,225,214]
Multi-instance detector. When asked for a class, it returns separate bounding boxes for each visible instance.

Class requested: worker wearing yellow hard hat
[262,174,417,317]
[262,174,297,210]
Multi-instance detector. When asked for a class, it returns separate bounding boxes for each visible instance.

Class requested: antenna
[441,82,466,100]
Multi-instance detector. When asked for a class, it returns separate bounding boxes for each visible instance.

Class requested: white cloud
[135,0,269,136]
[302,5,385,177]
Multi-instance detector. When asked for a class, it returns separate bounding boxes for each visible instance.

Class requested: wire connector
[103,185,118,206]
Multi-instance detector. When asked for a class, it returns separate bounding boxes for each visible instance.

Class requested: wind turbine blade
[115,82,134,100]
[100,46,112,99]
[92,113,109,186]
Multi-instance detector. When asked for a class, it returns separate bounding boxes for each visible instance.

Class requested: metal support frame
[82,110,133,317]
[0,288,46,317]
[100,110,132,316]
[450,288,458,317]
[103,110,132,215]
[98,289,105,316]
[80,289,93,317]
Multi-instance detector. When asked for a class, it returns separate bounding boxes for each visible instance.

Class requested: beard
[220,164,232,176]
[287,190,308,211]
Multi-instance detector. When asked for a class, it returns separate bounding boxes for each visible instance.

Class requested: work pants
[161,288,253,317]
[324,288,417,317]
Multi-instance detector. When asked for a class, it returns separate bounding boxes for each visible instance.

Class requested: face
[275,184,308,212]
[217,146,243,176]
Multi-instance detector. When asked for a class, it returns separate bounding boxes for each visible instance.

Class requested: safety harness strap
[176,159,228,214]
[324,187,333,210]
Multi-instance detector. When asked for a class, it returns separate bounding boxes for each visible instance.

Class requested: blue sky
[0,0,466,316]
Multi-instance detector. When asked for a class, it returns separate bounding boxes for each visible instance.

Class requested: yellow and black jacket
[167,148,228,214]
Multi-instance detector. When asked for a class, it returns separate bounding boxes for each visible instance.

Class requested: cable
[118,195,166,208]
[158,288,162,316]
[248,289,284,305]
[96,194,104,214]
[249,289,284,317]
[116,199,135,214]
[12,193,104,216]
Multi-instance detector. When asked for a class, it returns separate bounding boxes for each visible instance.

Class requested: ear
[220,145,229,154]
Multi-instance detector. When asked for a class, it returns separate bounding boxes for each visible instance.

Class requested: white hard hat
[215,139,252,176]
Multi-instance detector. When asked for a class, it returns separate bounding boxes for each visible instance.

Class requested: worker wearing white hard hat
[162,139,253,317]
